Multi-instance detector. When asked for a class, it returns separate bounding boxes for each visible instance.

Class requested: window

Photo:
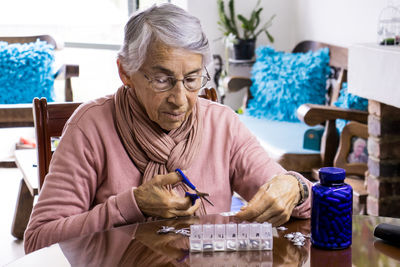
[0,0,188,101]
[139,0,169,9]
[0,0,126,45]
[138,0,187,10]
[0,0,187,46]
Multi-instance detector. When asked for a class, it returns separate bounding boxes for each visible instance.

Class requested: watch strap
[285,172,309,206]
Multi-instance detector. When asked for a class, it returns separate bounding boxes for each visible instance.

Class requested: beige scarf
[114,85,206,214]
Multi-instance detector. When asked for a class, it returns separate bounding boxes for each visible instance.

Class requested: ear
[117,59,131,86]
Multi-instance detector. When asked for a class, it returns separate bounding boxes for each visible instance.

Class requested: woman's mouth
[163,111,186,121]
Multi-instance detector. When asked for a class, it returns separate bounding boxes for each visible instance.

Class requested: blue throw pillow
[334,83,368,132]
[246,46,330,122]
[0,40,55,104]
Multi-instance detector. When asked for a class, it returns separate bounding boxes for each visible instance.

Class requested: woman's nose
[167,81,187,106]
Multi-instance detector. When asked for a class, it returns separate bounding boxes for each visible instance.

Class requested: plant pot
[233,38,256,60]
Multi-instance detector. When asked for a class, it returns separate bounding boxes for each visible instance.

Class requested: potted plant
[217,0,275,60]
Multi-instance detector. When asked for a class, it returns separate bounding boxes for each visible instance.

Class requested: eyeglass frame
[140,67,211,93]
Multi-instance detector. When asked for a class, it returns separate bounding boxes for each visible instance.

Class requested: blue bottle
[311,167,352,249]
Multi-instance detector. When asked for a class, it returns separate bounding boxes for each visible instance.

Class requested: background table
[11,149,38,239]
[9,214,400,266]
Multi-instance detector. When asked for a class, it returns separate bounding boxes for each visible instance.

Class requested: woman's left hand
[134,172,200,218]
[235,174,301,226]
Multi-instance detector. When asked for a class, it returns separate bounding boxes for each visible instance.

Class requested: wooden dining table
[9,214,400,266]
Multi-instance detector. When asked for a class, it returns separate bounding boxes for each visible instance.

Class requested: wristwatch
[286,172,309,206]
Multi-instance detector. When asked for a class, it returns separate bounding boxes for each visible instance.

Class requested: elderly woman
[24,4,311,253]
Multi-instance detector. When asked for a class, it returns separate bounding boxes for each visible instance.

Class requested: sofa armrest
[54,64,79,80]
[223,76,252,92]
[0,104,33,127]
[0,65,80,127]
[54,64,80,102]
[297,104,368,126]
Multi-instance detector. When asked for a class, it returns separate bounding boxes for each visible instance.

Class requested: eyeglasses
[141,67,210,92]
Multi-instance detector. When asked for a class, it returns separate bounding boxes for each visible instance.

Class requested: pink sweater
[24,95,312,253]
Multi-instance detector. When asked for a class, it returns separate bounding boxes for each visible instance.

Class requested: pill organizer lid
[319,167,346,183]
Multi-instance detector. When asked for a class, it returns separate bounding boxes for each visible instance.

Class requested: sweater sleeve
[24,123,145,254]
[229,114,312,219]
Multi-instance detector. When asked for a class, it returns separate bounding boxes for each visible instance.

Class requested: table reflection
[373,241,400,262]
[59,214,311,266]
[56,214,400,267]
[311,247,351,267]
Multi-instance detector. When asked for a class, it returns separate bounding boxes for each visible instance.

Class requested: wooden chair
[335,121,369,214]
[298,109,369,214]
[10,98,81,239]
[11,87,218,239]
[225,40,368,176]
[33,98,82,189]
[225,41,369,212]
[0,35,79,167]
[0,35,79,102]
[199,87,218,102]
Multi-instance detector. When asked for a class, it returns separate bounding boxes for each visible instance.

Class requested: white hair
[117,3,211,75]
[354,138,366,147]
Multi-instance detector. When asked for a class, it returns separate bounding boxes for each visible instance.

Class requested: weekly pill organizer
[189,222,273,252]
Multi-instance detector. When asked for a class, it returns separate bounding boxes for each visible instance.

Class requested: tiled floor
[0,168,26,266]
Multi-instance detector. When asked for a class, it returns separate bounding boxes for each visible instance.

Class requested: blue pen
[176,168,214,206]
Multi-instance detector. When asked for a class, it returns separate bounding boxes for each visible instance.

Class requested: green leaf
[263,14,276,29]
[217,0,239,37]
[217,0,276,41]
[237,14,251,39]
[217,0,228,30]
[253,8,263,29]
[228,0,239,37]
[266,30,274,43]
[237,15,250,29]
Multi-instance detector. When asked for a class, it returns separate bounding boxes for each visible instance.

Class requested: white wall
[189,0,390,56]
[294,0,389,47]
[188,0,296,56]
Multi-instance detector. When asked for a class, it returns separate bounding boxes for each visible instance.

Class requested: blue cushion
[239,114,322,159]
[0,40,55,104]
[246,46,330,122]
[334,83,368,132]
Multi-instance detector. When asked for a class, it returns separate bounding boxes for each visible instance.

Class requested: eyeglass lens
[152,75,208,92]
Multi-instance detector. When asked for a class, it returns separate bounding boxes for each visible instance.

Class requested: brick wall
[367,100,400,217]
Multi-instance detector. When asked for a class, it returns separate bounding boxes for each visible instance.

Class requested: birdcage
[377,5,400,45]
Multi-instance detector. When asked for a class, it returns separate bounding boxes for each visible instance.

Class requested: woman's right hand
[133,172,200,218]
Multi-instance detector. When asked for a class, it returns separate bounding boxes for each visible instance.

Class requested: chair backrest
[199,87,218,102]
[292,40,348,106]
[33,98,81,190]
[33,88,218,191]
[0,34,77,104]
[292,41,349,167]
[0,35,59,49]
[0,35,76,128]
[225,41,348,110]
